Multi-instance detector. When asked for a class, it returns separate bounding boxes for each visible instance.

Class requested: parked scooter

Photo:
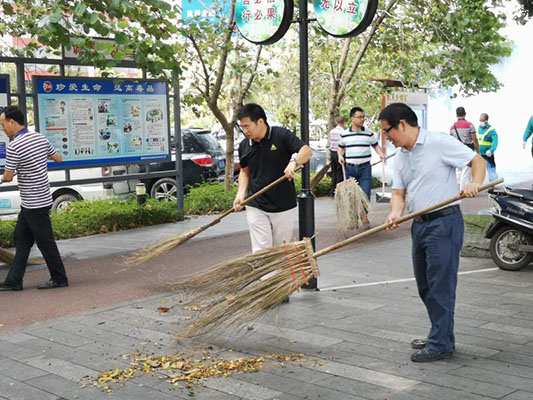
[485,185,533,270]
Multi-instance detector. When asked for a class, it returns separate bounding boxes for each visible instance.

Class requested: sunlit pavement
[0,181,532,399]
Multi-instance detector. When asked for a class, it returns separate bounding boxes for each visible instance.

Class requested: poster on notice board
[34,76,170,168]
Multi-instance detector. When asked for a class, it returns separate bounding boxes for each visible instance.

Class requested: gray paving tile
[317,376,430,400]
[203,377,282,400]
[23,326,95,348]
[252,323,343,347]
[501,390,533,400]
[0,374,58,400]
[309,358,419,391]
[24,355,98,381]
[23,373,111,400]
[0,339,44,362]
[235,370,367,400]
[448,365,533,392]
[0,355,49,381]
[480,322,533,338]
[407,382,494,400]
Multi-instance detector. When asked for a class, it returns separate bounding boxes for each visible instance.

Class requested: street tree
[301,0,513,131]
[0,0,266,191]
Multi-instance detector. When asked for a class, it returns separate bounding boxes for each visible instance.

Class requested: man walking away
[0,106,69,292]
[523,115,533,159]
[337,107,385,227]
[328,116,345,196]
[478,113,499,181]
[233,103,312,254]
[381,103,485,363]
[450,107,480,190]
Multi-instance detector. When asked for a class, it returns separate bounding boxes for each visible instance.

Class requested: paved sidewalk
[1,181,532,399]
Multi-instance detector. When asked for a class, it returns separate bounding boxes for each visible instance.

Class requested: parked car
[0,167,115,215]
[112,129,226,202]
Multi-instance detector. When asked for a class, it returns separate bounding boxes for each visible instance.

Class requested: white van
[0,167,116,215]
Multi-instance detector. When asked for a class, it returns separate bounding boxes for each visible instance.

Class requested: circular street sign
[313,0,378,38]
[235,0,294,45]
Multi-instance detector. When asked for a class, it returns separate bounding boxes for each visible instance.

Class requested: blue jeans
[482,154,498,181]
[345,162,371,199]
[411,209,464,353]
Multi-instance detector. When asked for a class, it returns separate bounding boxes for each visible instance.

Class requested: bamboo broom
[176,178,504,338]
[334,163,369,231]
[127,165,304,265]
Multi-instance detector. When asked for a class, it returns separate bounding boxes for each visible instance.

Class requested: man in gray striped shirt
[338,107,385,226]
[0,106,68,292]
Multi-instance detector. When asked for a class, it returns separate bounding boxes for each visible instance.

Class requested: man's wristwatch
[290,153,299,167]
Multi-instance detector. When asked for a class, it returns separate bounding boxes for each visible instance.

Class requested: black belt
[414,205,460,223]
[346,161,370,167]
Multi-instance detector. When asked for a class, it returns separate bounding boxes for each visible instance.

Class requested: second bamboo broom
[334,163,369,231]
[175,178,503,338]
[127,166,304,265]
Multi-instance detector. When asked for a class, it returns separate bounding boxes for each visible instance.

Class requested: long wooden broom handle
[313,178,504,259]
[207,165,304,226]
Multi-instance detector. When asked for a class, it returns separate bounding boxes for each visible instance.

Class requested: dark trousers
[411,210,464,353]
[329,151,343,196]
[5,206,68,286]
[345,162,372,199]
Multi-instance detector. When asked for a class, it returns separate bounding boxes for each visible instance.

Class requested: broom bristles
[334,178,370,232]
[175,238,317,338]
[126,226,204,265]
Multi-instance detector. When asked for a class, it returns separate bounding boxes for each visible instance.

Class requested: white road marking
[319,267,499,291]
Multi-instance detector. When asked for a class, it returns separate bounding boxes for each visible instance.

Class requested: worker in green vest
[478,113,498,181]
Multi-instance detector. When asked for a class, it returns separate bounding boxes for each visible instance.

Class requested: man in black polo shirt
[0,106,69,292]
[233,104,312,253]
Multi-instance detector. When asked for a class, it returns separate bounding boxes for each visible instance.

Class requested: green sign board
[313,0,378,37]
[236,0,293,45]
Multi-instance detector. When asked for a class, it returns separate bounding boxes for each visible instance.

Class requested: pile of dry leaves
[84,351,309,393]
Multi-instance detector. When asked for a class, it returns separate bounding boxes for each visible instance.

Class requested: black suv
[140,129,225,201]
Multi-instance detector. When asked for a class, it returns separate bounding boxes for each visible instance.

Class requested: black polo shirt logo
[270,144,277,151]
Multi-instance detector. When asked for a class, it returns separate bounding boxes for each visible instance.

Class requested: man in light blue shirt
[379,103,485,363]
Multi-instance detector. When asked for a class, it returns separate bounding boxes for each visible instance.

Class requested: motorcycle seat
[507,189,533,202]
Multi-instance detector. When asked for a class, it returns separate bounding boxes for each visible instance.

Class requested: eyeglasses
[383,125,394,136]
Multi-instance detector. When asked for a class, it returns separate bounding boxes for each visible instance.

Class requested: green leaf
[49,8,62,23]
[2,3,14,15]
[74,3,87,17]
[89,12,98,24]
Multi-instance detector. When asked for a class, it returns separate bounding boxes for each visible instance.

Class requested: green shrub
[463,214,493,234]
[0,197,181,248]
[184,182,238,214]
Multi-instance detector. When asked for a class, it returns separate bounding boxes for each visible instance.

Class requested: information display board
[0,74,11,170]
[34,76,170,168]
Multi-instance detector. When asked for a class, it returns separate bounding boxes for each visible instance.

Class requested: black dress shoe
[410,338,428,349]
[411,348,452,362]
[0,282,23,291]
[37,280,69,290]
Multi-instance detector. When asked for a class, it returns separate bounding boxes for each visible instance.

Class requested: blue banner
[181,0,230,22]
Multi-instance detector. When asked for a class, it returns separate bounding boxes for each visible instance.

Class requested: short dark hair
[378,103,418,128]
[480,113,489,121]
[456,107,466,117]
[349,107,364,118]
[237,103,267,123]
[1,105,25,126]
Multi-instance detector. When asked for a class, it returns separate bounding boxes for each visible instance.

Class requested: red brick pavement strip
[0,190,497,331]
